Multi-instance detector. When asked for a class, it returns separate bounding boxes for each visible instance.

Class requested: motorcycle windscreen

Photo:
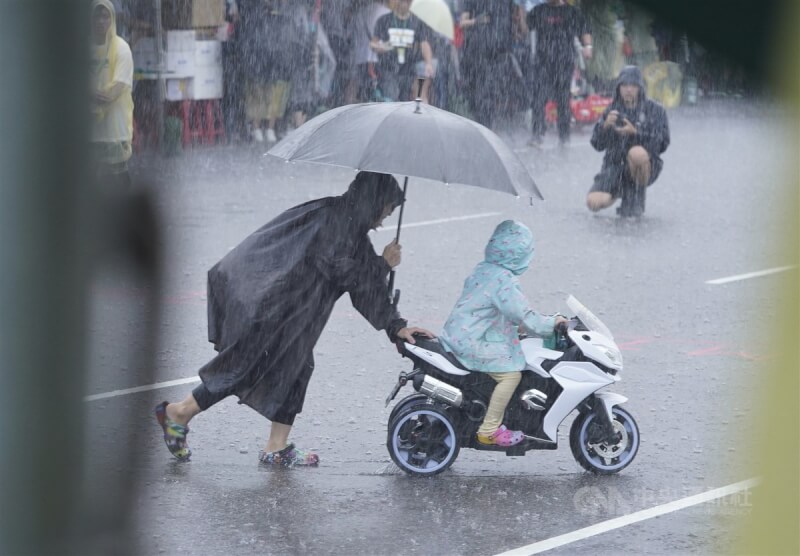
[566,295,614,340]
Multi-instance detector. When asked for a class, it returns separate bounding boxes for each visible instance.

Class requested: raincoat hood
[92,0,121,102]
[613,65,647,104]
[341,171,405,231]
[92,0,117,47]
[484,220,534,275]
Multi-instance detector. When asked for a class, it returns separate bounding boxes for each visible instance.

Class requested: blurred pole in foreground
[0,1,92,552]
[0,1,162,553]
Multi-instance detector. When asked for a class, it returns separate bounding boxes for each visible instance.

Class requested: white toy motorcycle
[385,295,639,476]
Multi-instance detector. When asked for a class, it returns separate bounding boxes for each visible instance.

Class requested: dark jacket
[591,66,670,167]
[199,173,407,419]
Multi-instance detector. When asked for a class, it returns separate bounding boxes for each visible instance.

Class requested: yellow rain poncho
[91,0,134,164]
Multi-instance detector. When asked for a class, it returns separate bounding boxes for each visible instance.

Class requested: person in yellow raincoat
[91,0,134,187]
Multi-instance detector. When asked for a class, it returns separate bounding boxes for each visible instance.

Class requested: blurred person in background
[526,0,592,147]
[91,0,134,188]
[351,0,391,102]
[586,65,669,218]
[459,0,518,127]
[371,0,434,102]
[286,0,318,129]
[238,0,293,143]
[581,0,625,94]
[321,0,357,107]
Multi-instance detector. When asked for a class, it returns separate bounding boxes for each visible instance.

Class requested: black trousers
[192,370,305,427]
[530,62,573,141]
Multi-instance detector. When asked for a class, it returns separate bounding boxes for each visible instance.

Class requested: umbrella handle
[388,176,409,305]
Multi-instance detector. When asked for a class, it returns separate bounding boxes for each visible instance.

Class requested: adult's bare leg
[265,422,292,453]
[165,393,202,427]
[627,146,651,186]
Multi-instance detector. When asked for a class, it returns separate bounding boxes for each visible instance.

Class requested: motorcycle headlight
[604,348,622,366]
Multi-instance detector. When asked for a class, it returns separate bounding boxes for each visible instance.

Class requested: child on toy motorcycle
[438,221,567,447]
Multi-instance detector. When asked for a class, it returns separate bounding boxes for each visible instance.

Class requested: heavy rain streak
[8,0,794,554]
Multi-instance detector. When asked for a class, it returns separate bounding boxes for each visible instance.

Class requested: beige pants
[478,371,522,436]
[245,81,290,123]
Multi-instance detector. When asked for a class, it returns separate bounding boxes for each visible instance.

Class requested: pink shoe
[476,425,525,447]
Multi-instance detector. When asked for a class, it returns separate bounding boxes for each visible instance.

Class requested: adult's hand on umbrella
[383,240,402,268]
[396,327,436,344]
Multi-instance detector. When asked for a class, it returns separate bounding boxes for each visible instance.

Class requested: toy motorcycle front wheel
[387,403,460,476]
[570,406,640,475]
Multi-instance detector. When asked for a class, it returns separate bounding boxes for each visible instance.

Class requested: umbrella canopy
[410,0,455,40]
[268,101,543,200]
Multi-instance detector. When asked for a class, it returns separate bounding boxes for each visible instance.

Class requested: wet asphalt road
[82,99,795,555]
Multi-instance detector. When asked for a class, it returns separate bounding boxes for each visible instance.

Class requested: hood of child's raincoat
[484,220,534,275]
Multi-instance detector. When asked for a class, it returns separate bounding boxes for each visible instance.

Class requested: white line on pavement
[377,212,502,233]
[494,477,761,556]
[84,376,200,402]
[706,265,797,285]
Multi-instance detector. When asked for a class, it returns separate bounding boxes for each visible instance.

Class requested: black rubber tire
[387,403,460,476]
[570,406,640,475]
[388,393,429,424]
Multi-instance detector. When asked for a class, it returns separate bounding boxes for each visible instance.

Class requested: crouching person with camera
[586,65,670,218]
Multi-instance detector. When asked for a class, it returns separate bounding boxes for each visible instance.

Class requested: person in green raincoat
[439,221,566,447]
[91,0,134,187]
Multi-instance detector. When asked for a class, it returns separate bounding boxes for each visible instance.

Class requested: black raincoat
[591,65,670,168]
[199,172,407,421]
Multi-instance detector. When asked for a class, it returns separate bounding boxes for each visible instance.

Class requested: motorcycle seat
[412,337,471,372]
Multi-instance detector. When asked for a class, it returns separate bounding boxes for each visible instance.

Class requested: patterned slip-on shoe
[476,425,525,447]
[154,401,191,462]
[258,443,319,468]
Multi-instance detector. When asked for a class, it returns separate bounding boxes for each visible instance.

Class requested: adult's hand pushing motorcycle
[396,327,436,344]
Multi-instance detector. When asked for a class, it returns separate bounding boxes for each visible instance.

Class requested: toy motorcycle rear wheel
[570,406,640,475]
[387,403,460,476]
[388,393,430,425]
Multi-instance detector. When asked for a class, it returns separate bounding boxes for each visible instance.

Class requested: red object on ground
[181,99,226,147]
[545,94,612,125]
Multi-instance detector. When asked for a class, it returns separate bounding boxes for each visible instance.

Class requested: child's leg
[478,371,522,436]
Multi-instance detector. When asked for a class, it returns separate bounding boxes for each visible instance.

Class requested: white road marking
[84,376,200,402]
[494,477,761,556]
[377,211,502,233]
[706,265,796,285]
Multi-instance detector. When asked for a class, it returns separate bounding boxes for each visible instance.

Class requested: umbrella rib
[278,104,354,160]
[356,102,415,171]
[469,124,526,197]
[293,103,381,162]
[430,107,450,183]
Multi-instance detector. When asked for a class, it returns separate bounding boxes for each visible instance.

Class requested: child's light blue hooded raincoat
[439,220,556,373]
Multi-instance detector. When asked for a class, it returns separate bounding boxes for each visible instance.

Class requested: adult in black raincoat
[586,65,670,217]
[155,172,434,467]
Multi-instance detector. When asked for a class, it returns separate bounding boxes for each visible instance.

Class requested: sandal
[154,401,192,461]
[258,443,319,468]
[476,425,525,447]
